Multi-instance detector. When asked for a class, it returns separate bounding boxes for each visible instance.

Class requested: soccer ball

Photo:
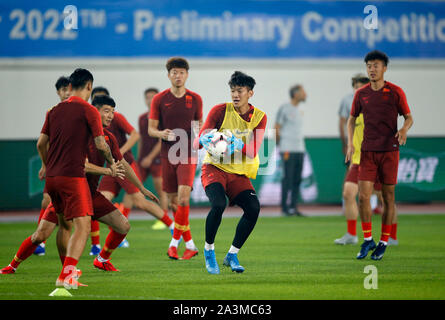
[207,131,229,159]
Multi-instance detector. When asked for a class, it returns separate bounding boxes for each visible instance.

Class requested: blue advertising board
[0,0,444,58]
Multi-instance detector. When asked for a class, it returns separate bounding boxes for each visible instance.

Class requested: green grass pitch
[0,214,444,300]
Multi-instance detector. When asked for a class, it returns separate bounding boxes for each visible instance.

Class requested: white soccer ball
[207,131,229,159]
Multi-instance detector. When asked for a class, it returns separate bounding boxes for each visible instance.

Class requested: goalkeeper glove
[199,129,217,149]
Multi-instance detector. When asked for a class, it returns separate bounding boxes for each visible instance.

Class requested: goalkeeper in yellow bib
[196,71,267,274]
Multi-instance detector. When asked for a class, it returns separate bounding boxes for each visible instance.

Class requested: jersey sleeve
[84,104,104,137]
[195,94,203,120]
[242,113,268,159]
[396,87,411,115]
[108,133,123,161]
[41,111,50,135]
[149,93,161,120]
[350,91,362,117]
[115,113,135,135]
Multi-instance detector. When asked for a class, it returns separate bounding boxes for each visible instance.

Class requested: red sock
[122,207,131,218]
[182,210,192,242]
[59,257,78,280]
[10,236,38,269]
[37,208,45,224]
[361,222,372,239]
[99,230,127,260]
[380,224,392,243]
[173,205,189,240]
[390,223,398,240]
[347,220,357,236]
[161,210,173,227]
[59,255,66,265]
[91,220,100,245]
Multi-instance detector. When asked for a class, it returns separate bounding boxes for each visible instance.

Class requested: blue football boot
[204,249,220,275]
[33,243,46,256]
[118,238,130,248]
[89,244,101,256]
[371,242,387,260]
[356,239,377,259]
[223,253,245,273]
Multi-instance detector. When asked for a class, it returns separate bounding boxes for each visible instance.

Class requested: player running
[0,95,158,276]
[136,87,170,231]
[148,57,203,260]
[346,51,413,260]
[198,71,267,274]
[35,68,117,288]
[34,76,72,256]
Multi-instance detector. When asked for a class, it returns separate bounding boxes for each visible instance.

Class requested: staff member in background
[274,84,307,217]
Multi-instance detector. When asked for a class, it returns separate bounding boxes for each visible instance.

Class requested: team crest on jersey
[186,95,193,109]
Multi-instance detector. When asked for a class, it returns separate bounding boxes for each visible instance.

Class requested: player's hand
[227,136,244,155]
[141,187,160,204]
[38,166,46,180]
[199,129,217,149]
[395,128,408,146]
[345,144,354,163]
[109,161,119,178]
[140,156,153,168]
[109,161,125,179]
[160,129,175,141]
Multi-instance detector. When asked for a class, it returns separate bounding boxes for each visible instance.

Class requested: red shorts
[137,162,162,182]
[359,150,399,185]
[345,164,382,191]
[201,164,254,203]
[98,161,140,196]
[45,176,93,221]
[42,192,116,224]
[161,157,196,193]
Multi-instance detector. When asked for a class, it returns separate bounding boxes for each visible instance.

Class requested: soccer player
[94,88,174,243]
[36,68,117,288]
[0,95,158,275]
[136,87,170,231]
[34,76,72,256]
[346,50,413,260]
[198,71,267,274]
[148,57,203,260]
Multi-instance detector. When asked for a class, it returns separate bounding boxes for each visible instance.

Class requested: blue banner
[1,0,445,58]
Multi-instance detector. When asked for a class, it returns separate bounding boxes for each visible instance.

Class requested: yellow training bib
[352,113,364,165]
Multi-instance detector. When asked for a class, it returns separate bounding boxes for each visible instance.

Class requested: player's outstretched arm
[84,159,125,179]
[395,113,413,146]
[121,159,159,203]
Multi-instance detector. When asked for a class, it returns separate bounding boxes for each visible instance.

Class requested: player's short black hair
[166,57,189,72]
[351,74,370,87]
[228,71,256,90]
[69,68,94,90]
[144,87,159,95]
[289,84,302,99]
[91,95,116,109]
[92,86,110,97]
[364,50,389,66]
[55,76,70,91]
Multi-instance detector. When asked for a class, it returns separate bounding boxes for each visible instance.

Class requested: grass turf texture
[0,214,444,300]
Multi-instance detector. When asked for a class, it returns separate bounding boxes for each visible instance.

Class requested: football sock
[185,239,196,250]
[204,242,215,251]
[347,219,357,236]
[173,205,189,241]
[228,245,240,254]
[390,223,398,240]
[59,257,78,280]
[10,236,38,269]
[169,238,180,248]
[232,190,260,249]
[204,183,227,244]
[361,222,372,240]
[161,210,173,227]
[380,224,392,244]
[37,208,45,224]
[91,220,100,246]
[99,230,127,260]
[122,206,131,218]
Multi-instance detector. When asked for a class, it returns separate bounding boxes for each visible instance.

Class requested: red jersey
[138,111,161,165]
[41,96,104,177]
[86,128,123,192]
[199,103,267,158]
[149,89,203,159]
[107,111,136,164]
[351,81,411,152]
